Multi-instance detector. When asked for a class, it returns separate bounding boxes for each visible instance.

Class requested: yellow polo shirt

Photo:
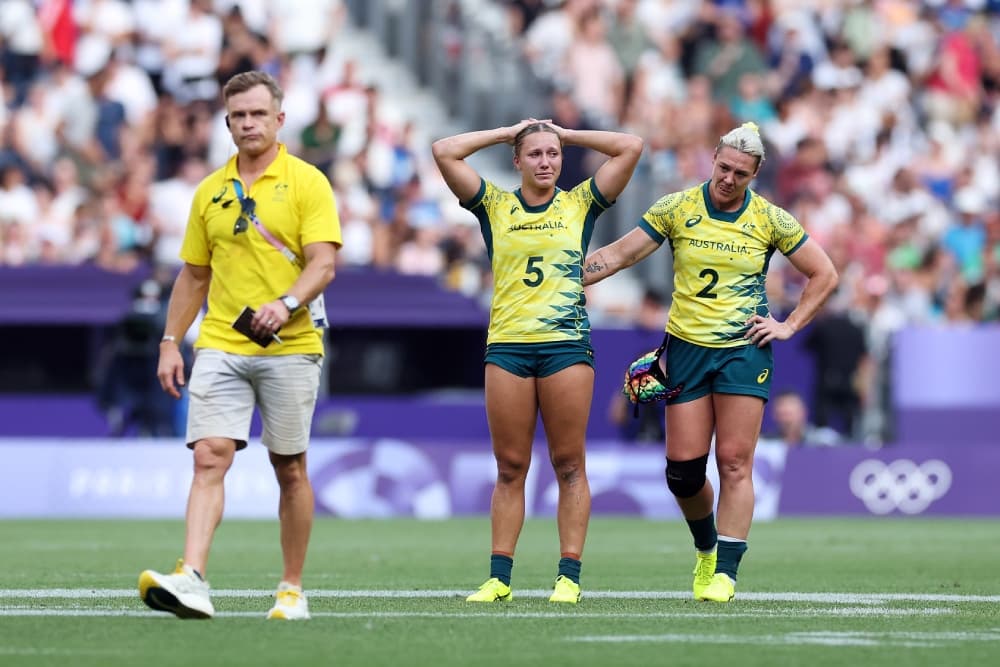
[180,144,342,355]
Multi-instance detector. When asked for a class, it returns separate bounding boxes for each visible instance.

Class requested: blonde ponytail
[718,122,765,164]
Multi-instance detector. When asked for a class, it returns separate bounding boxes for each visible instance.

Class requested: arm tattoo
[584,260,606,274]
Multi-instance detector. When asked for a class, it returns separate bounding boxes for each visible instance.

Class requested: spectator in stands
[0,165,39,239]
[943,278,988,323]
[503,0,546,37]
[520,0,592,82]
[763,389,842,448]
[923,12,983,127]
[729,72,777,125]
[269,0,344,64]
[0,0,43,106]
[10,83,60,181]
[803,307,870,440]
[692,8,767,105]
[764,18,815,101]
[298,97,341,176]
[216,6,263,87]
[95,277,176,437]
[432,117,643,604]
[775,136,831,209]
[138,71,342,621]
[625,30,686,144]
[148,154,209,267]
[160,0,223,104]
[582,122,837,603]
[561,8,625,124]
[604,0,649,102]
[548,87,595,191]
[944,186,988,281]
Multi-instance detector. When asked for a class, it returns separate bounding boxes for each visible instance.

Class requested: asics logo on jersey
[510,205,520,215]
[756,369,769,383]
[684,215,703,228]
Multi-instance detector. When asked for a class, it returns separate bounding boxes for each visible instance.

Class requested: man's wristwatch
[279,295,301,313]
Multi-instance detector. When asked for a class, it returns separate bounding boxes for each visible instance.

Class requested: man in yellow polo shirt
[138,70,342,621]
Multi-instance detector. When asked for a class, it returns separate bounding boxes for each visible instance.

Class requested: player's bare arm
[560,129,643,202]
[745,238,838,347]
[432,120,539,202]
[583,228,659,286]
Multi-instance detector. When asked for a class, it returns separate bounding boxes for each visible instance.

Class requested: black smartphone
[232,306,274,347]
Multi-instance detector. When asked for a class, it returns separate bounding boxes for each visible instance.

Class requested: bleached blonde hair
[717,122,765,167]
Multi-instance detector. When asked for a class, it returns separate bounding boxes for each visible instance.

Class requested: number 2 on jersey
[696,268,719,299]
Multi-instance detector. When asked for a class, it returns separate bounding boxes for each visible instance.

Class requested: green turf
[2,517,999,666]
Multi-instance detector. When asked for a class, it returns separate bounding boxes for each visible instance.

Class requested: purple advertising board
[1,437,995,519]
[778,444,1000,516]
[0,438,785,520]
[892,326,1000,443]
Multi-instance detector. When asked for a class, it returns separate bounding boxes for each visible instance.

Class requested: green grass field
[2,517,999,666]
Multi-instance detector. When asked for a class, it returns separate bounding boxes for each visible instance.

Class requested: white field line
[0,647,129,656]
[0,608,961,619]
[575,630,1000,648]
[3,589,1000,603]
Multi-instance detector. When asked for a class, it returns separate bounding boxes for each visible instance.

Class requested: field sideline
[2,517,998,666]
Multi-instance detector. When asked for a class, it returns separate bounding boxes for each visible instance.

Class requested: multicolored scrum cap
[621,338,683,407]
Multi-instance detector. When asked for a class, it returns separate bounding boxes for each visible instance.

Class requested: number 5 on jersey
[523,256,544,287]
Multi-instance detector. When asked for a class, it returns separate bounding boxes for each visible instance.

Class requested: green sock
[716,538,747,581]
[686,512,718,552]
[490,554,513,586]
[557,557,582,584]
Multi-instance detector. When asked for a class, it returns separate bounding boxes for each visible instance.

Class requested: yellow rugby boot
[697,573,735,602]
[548,575,581,604]
[692,550,717,599]
[466,577,512,602]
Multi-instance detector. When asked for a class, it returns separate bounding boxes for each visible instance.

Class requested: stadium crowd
[1,0,998,441]
[0,0,477,278]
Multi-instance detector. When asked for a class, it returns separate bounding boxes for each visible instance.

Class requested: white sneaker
[266,582,311,620]
[138,559,214,619]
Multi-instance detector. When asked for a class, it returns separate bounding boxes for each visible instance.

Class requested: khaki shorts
[186,349,323,455]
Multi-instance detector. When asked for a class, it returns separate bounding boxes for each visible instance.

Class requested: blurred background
[1,0,998,519]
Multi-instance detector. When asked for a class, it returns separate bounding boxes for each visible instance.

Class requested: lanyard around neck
[232,179,299,265]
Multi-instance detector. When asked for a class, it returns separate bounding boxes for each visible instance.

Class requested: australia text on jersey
[508,221,567,232]
[688,239,750,254]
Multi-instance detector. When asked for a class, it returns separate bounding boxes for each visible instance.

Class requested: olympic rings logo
[849,459,952,515]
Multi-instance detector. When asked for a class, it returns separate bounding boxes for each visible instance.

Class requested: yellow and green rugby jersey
[640,182,807,347]
[180,143,342,356]
[463,178,613,344]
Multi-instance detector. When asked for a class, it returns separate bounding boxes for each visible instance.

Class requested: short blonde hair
[717,122,765,166]
[222,70,284,106]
